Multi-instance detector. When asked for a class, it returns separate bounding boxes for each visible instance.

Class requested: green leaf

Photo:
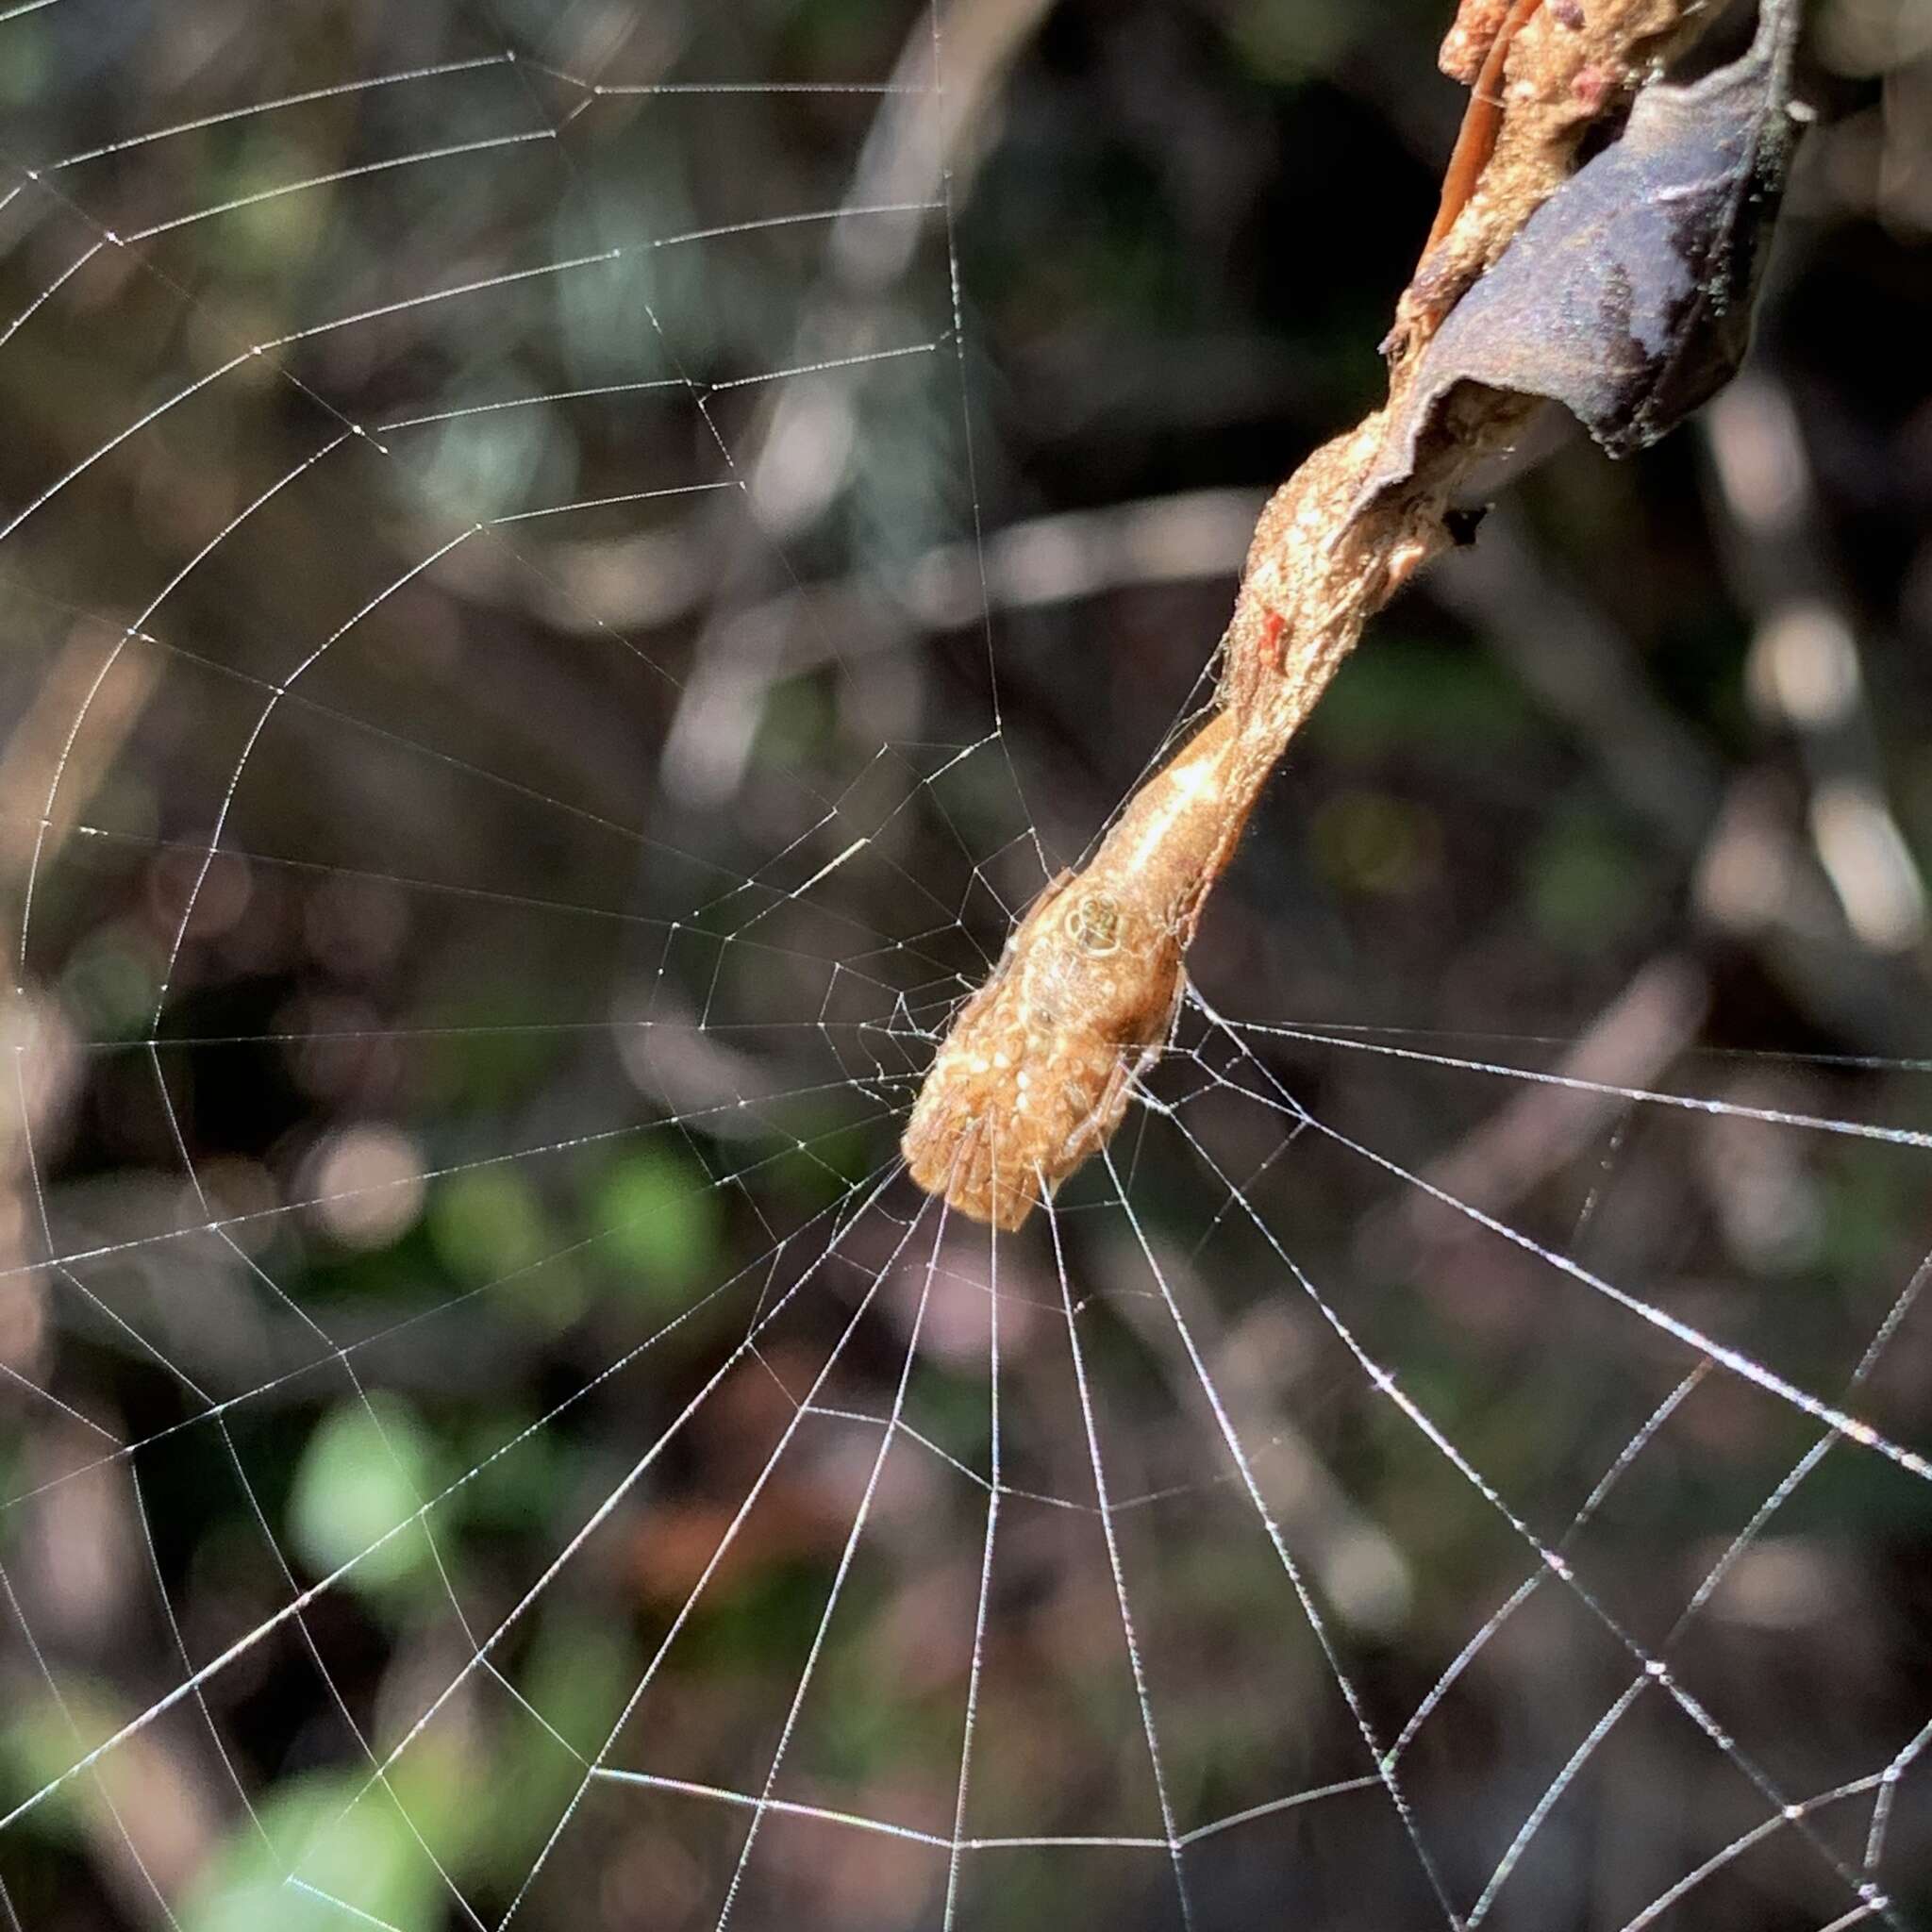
[428,1167,549,1282]
[592,1144,724,1303]
[288,1395,443,1600]
[182,1773,443,1932]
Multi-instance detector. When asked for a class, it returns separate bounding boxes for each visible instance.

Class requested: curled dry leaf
[1387,0,1694,360]
[1363,0,1803,503]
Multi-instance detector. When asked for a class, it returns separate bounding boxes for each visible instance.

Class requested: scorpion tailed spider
[902,708,1240,1233]
[901,0,1754,1226]
[903,423,1449,1230]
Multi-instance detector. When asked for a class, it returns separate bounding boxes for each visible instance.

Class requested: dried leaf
[1366,0,1801,502]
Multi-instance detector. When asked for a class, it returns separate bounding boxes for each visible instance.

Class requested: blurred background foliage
[3,0,1932,1927]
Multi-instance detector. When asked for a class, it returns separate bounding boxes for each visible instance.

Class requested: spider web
[2,4,1930,1929]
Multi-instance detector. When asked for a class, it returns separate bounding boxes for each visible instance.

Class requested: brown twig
[1424,0,1546,256]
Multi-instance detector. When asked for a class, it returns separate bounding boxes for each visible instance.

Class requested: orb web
[2,6,1929,1931]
